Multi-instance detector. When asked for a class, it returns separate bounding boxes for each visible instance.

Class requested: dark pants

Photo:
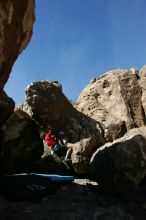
[53,144,67,158]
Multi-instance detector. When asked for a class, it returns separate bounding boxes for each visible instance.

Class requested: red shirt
[44,130,57,150]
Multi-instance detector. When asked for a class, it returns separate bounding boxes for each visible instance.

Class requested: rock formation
[0,110,44,174]
[20,80,70,129]
[0,0,35,90]
[1,0,146,216]
[0,0,146,196]
[15,66,146,176]
[90,127,146,193]
[0,0,36,175]
[2,65,146,186]
[18,80,105,174]
[76,68,146,142]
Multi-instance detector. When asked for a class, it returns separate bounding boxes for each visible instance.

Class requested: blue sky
[5,0,146,104]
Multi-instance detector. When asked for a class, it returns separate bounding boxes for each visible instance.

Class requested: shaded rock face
[34,140,70,175]
[65,110,105,173]
[0,0,35,90]
[0,90,15,124]
[0,110,44,174]
[36,154,69,175]
[105,121,127,143]
[90,127,146,193]
[76,69,145,142]
[19,81,105,174]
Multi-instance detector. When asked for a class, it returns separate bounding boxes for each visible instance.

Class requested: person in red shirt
[43,129,72,160]
[44,129,57,154]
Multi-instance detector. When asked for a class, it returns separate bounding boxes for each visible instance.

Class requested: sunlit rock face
[139,65,146,115]
[76,68,146,142]
[0,0,35,90]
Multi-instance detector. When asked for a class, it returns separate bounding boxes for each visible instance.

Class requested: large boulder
[19,80,105,174]
[0,90,15,124]
[0,110,44,174]
[0,0,35,90]
[76,68,145,142]
[90,127,146,193]
[20,80,69,129]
